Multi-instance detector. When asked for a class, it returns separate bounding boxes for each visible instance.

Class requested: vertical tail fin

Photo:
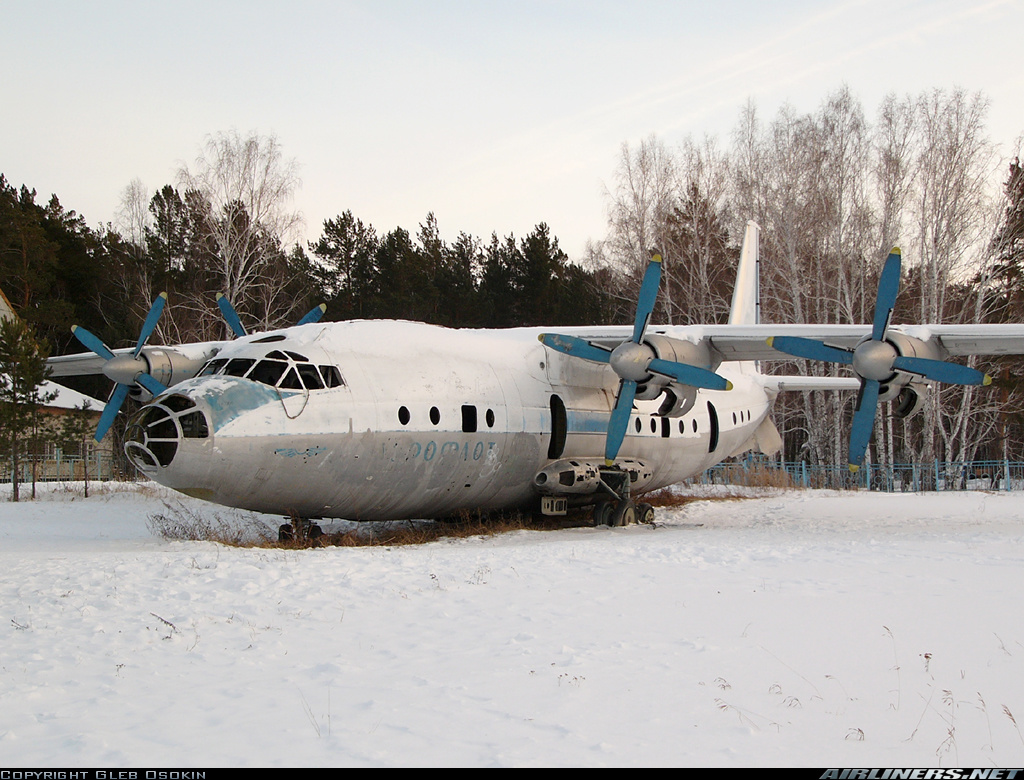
[728,221,760,326]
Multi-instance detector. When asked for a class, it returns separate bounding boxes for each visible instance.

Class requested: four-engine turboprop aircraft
[48,222,1024,534]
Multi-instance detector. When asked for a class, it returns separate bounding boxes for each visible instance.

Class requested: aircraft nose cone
[125,393,211,472]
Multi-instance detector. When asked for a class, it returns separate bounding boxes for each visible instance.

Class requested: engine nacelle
[892,382,930,420]
[534,458,654,495]
[872,332,943,402]
[636,334,718,416]
[127,347,212,401]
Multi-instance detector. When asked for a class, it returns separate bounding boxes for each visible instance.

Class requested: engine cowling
[871,332,942,403]
[636,334,719,416]
[128,347,212,401]
[892,382,930,419]
[534,458,654,495]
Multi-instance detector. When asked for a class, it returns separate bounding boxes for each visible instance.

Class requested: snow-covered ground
[2,481,1024,768]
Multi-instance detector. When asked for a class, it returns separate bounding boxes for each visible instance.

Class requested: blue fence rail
[692,457,1024,492]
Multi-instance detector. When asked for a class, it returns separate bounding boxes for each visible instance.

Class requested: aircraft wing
[48,347,137,377]
[759,375,862,392]
[520,322,1024,362]
[47,341,226,378]
[648,323,1024,363]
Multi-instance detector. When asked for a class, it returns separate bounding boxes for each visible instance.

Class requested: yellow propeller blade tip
[891,247,901,256]
[158,292,168,300]
[766,336,775,347]
[848,464,860,474]
[725,381,734,391]
[216,293,225,301]
[651,254,663,263]
[605,458,615,467]
[983,374,993,386]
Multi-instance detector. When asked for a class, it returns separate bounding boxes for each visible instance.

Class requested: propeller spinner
[768,248,992,471]
[71,293,170,442]
[540,254,732,466]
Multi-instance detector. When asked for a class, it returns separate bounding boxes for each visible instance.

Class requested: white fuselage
[125,320,772,520]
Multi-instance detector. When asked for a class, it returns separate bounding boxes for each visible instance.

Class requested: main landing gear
[591,467,655,527]
[278,516,323,542]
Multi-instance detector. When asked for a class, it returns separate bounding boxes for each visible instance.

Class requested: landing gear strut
[591,466,655,527]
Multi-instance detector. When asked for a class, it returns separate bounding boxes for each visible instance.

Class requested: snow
[2,482,1024,768]
[40,380,105,412]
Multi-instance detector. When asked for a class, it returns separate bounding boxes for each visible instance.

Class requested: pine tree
[0,317,57,501]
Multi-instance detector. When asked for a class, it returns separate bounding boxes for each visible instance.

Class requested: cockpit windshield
[198,350,344,391]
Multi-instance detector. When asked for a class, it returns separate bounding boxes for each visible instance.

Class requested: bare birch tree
[604,135,679,322]
[662,135,734,324]
[177,130,304,337]
[909,88,994,468]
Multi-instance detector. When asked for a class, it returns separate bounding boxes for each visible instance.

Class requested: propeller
[767,248,992,471]
[71,293,170,442]
[216,294,328,338]
[540,254,732,466]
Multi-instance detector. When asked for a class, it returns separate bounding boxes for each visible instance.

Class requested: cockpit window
[248,359,288,386]
[320,366,343,387]
[224,358,256,377]
[199,350,345,391]
[297,364,323,390]
[278,367,303,390]
[200,359,227,376]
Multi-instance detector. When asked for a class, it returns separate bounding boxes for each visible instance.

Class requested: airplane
[47,222,1024,538]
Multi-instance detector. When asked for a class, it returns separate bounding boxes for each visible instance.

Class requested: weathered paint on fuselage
[130,320,772,520]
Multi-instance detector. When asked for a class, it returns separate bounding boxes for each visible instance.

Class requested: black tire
[278,524,294,542]
[592,501,614,526]
[610,500,636,527]
[636,503,655,525]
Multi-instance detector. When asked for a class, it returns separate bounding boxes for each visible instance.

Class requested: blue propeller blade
[871,249,901,342]
[605,380,638,465]
[539,333,613,363]
[73,292,170,442]
[297,303,328,326]
[848,379,880,471]
[216,294,247,338]
[135,372,168,397]
[631,255,662,344]
[767,336,854,365]
[71,325,115,362]
[94,384,130,443]
[647,358,733,391]
[892,355,991,386]
[135,293,168,357]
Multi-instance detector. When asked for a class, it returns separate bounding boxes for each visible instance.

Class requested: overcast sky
[3,0,1022,260]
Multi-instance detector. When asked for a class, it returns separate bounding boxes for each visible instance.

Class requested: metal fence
[693,456,1024,491]
[5,450,1022,493]
[0,450,117,484]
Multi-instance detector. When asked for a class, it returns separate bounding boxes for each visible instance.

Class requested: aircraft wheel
[636,503,655,525]
[278,524,294,542]
[592,501,614,526]
[610,500,636,527]
[308,524,323,540]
